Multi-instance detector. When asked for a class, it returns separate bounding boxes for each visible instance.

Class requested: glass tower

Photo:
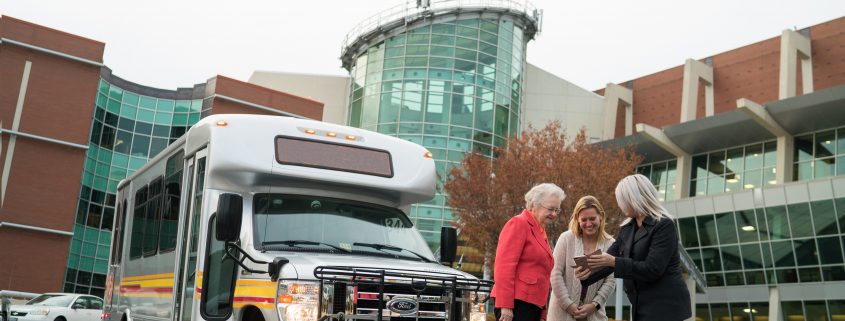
[63,73,205,296]
[342,1,541,249]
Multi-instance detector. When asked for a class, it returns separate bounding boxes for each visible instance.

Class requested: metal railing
[341,0,539,53]
[677,243,706,293]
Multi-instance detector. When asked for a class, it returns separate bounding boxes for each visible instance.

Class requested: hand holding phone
[571,249,602,268]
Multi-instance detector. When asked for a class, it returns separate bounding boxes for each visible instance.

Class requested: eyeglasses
[540,205,562,213]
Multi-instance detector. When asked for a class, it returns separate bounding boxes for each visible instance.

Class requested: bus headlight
[469,292,489,321]
[276,280,319,321]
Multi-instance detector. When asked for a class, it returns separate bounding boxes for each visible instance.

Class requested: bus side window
[129,186,148,259]
[117,200,127,262]
[160,151,183,253]
[143,177,163,256]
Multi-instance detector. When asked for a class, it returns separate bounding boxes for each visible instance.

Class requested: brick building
[0,16,322,296]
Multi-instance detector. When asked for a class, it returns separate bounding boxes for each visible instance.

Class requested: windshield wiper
[352,242,434,263]
[262,240,350,253]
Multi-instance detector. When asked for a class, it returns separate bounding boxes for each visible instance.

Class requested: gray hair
[524,183,566,208]
[615,174,672,225]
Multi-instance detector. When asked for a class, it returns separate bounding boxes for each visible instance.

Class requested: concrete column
[683,272,696,321]
[675,155,692,200]
[680,58,714,123]
[776,135,794,184]
[736,99,793,184]
[636,123,691,200]
[602,83,633,140]
[615,279,623,321]
[768,286,782,321]
[779,29,813,99]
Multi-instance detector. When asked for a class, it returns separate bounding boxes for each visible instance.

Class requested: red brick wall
[209,75,324,120]
[0,16,102,293]
[601,16,845,138]
[0,16,104,63]
[0,229,69,292]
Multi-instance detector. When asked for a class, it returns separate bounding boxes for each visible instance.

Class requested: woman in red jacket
[492,183,566,321]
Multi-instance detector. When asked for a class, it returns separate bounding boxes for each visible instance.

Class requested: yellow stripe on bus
[234,302,274,309]
[234,286,275,298]
[122,293,173,298]
[236,280,275,286]
[120,278,174,288]
[122,273,175,281]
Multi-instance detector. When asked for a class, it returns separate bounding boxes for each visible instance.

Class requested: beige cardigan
[547,231,616,321]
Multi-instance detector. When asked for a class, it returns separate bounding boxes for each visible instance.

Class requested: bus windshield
[252,194,435,261]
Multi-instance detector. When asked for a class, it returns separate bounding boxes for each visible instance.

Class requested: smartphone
[570,249,602,269]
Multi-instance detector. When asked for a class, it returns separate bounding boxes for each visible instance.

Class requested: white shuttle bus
[102,115,491,321]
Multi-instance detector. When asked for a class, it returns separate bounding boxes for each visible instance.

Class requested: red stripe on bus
[234,297,274,303]
[120,286,173,293]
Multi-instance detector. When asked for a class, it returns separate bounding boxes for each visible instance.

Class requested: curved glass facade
[345,17,530,249]
[64,78,204,296]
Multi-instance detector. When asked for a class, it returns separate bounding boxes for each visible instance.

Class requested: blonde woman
[579,174,691,321]
[548,196,615,321]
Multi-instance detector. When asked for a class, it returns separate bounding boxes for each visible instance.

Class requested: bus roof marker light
[326,132,337,138]
[345,135,357,141]
[305,129,316,134]
[216,121,228,127]
[424,152,433,158]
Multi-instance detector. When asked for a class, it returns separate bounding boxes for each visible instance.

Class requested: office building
[0,15,323,296]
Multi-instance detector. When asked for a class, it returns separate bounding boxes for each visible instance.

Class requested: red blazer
[491,209,554,319]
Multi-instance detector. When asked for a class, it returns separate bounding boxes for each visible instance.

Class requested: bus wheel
[241,306,264,321]
[54,317,66,321]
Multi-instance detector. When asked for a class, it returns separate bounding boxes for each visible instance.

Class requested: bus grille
[314,265,492,321]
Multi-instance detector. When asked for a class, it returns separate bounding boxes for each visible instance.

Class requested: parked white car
[8,293,103,321]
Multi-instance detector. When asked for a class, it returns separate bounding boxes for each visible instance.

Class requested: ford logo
[386,298,418,315]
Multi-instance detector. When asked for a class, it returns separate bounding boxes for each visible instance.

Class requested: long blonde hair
[568,196,612,243]
[616,174,672,225]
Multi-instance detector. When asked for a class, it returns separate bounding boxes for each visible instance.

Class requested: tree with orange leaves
[443,122,642,275]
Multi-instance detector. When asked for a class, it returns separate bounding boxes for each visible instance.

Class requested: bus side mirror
[216,193,243,242]
[440,226,457,266]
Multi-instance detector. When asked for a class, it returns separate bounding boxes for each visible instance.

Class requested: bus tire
[54,317,66,321]
[241,306,264,321]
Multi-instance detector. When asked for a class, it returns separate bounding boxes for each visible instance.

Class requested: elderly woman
[579,174,691,321]
[548,196,615,321]
[492,183,566,321]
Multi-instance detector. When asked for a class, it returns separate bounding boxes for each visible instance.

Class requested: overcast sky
[2,0,843,91]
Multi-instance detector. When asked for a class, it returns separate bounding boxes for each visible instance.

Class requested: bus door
[174,150,207,321]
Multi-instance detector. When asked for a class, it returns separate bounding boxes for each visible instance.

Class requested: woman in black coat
[578,174,691,321]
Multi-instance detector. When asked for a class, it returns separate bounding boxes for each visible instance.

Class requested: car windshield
[252,194,434,261]
[26,294,72,307]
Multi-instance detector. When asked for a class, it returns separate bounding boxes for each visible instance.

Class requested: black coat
[582,216,691,321]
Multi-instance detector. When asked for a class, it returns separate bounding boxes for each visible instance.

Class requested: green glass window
[771,240,796,267]
[139,96,156,109]
[678,217,699,247]
[765,206,790,240]
[817,236,843,264]
[705,273,724,286]
[721,245,742,270]
[787,203,814,237]
[701,248,722,272]
[810,200,837,235]
[740,243,764,269]
[431,23,455,35]
[697,215,718,246]
[715,213,738,244]
[794,239,819,266]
